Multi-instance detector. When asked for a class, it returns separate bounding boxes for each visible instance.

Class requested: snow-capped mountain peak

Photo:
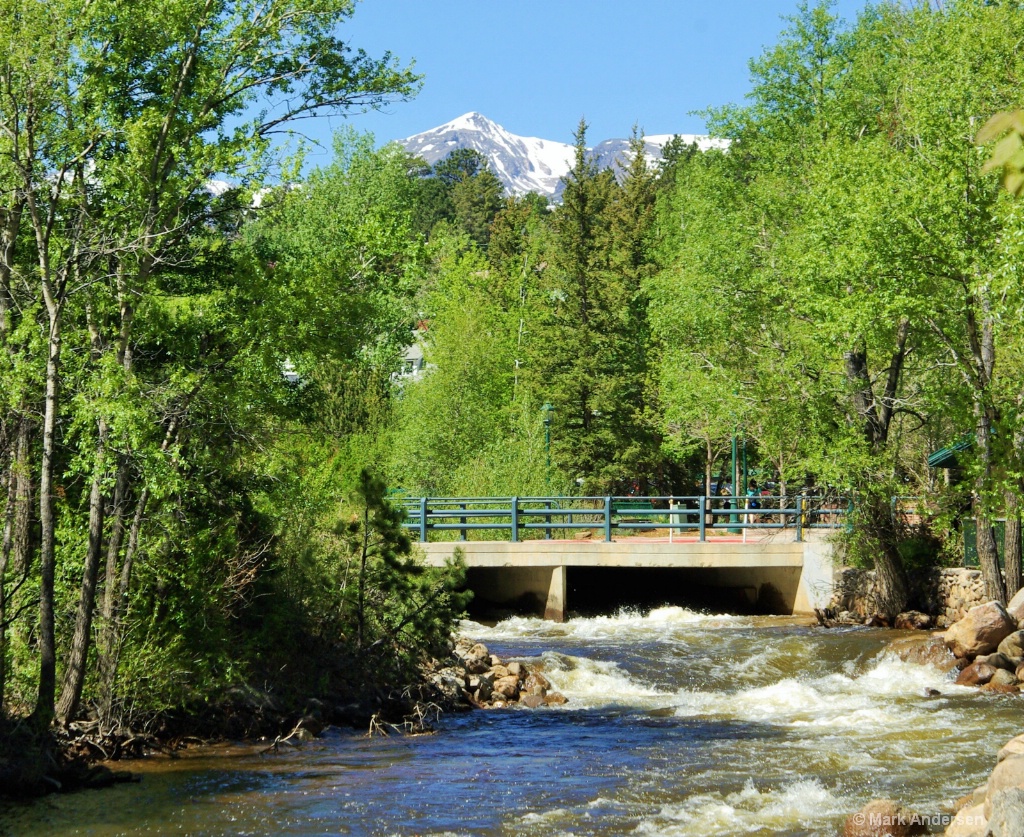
[401,112,576,198]
[399,113,726,199]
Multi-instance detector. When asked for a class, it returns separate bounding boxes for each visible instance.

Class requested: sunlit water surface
[3,608,1021,836]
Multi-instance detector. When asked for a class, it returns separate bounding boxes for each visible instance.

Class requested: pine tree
[530,119,621,490]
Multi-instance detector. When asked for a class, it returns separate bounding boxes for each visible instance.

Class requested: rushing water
[4,609,1023,836]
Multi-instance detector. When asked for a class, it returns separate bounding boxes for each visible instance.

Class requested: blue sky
[299,0,870,162]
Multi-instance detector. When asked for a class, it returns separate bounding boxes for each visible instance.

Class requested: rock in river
[944,601,1016,660]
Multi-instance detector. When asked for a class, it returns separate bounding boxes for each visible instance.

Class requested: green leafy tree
[0,0,420,728]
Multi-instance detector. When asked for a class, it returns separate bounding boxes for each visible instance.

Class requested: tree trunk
[97,463,130,727]
[976,513,1005,603]
[1004,489,1022,601]
[12,418,32,576]
[865,492,910,618]
[56,419,109,724]
[974,407,1006,604]
[33,315,61,726]
[0,434,15,712]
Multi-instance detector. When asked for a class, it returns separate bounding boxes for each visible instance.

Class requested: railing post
[796,495,804,543]
[699,495,707,542]
[511,496,519,543]
[419,497,428,543]
[460,502,467,541]
[604,496,613,542]
[545,500,552,541]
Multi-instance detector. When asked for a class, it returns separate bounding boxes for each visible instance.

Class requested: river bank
[0,632,566,801]
[0,656,458,799]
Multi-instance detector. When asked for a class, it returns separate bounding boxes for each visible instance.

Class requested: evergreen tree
[410,149,504,247]
[529,120,621,490]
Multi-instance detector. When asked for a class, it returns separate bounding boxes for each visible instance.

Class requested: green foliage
[13,0,1024,733]
[409,149,505,247]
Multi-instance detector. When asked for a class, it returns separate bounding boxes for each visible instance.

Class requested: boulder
[991,669,1019,688]
[886,635,958,672]
[507,661,524,679]
[977,652,1021,672]
[998,631,1024,659]
[986,755,1024,818]
[519,694,546,709]
[980,681,1019,694]
[1007,587,1024,623]
[474,678,493,702]
[489,654,503,668]
[430,668,466,702]
[464,643,491,674]
[987,788,1024,837]
[955,661,997,687]
[944,802,987,837]
[998,735,1024,764]
[841,799,929,836]
[466,642,489,661]
[944,602,1017,660]
[895,611,934,630]
[544,692,568,706]
[492,676,520,701]
[489,664,510,680]
[524,672,552,692]
[465,657,490,675]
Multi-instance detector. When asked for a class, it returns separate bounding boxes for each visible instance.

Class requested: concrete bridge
[405,495,844,620]
[419,535,835,621]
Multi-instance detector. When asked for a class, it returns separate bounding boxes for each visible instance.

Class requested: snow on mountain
[400,112,575,198]
[398,113,727,200]
[590,134,729,176]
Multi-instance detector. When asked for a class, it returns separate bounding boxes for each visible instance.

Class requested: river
[3,608,1021,836]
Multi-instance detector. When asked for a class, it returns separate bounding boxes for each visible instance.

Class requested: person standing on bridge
[746,480,761,525]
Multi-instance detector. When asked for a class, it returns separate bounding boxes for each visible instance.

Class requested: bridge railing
[400,495,849,544]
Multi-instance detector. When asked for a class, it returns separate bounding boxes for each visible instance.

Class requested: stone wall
[830,566,986,626]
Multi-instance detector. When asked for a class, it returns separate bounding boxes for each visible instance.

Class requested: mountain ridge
[397,112,726,199]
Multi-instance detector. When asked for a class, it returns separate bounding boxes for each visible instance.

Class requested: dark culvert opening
[565,567,792,617]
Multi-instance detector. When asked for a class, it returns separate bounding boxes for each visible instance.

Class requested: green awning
[927,435,973,468]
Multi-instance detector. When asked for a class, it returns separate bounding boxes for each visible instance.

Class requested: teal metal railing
[401,495,848,544]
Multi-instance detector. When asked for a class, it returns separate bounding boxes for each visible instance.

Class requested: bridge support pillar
[463,564,567,621]
[544,566,566,622]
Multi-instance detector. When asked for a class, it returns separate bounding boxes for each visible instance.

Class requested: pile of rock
[455,639,569,709]
[945,595,1024,693]
[429,639,568,710]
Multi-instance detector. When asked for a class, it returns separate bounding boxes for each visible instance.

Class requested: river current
[3,608,1022,836]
